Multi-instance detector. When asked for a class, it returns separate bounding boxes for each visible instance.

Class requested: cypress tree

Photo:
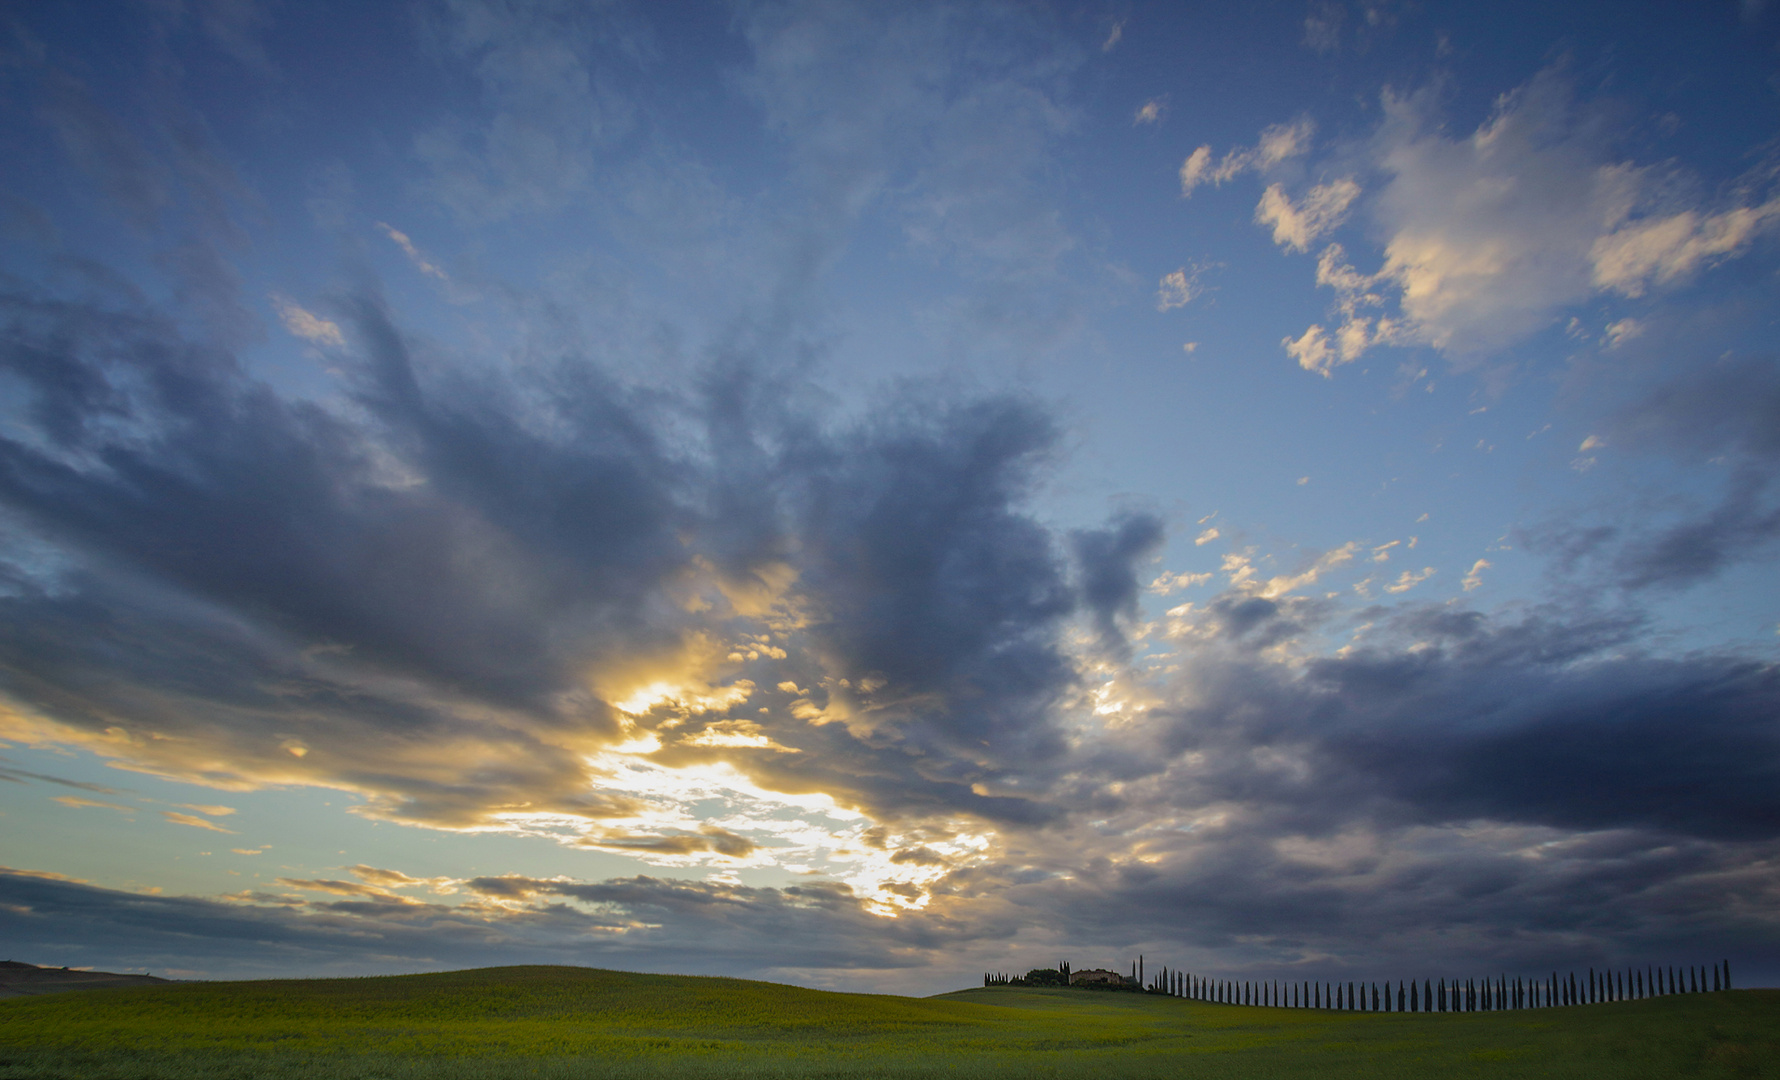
[1713,965,1720,992]
[1398,981,1405,1011]
[1689,967,1697,993]
[1724,959,1731,990]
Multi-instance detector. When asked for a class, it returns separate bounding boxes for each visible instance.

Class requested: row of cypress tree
[1137,959,1732,1011]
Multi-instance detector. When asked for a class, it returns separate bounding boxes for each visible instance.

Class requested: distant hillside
[0,961,170,999]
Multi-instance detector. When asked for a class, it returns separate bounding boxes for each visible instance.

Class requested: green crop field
[0,965,1774,1079]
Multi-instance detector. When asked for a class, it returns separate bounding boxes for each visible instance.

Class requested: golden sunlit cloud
[161,810,236,833]
[51,795,133,813]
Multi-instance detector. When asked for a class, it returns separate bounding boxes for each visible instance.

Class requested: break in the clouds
[0,0,1776,993]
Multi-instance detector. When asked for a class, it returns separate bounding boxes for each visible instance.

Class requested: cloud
[1179,118,1314,196]
[51,796,133,813]
[1133,98,1166,126]
[411,0,644,224]
[375,224,450,282]
[1591,200,1780,298]
[1223,542,1359,599]
[161,810,236,833]
[0,266,1114,872]
[0,867,964,984]
[1255,178,1360,252]
[1303,2,1344,53]
[1149,570,1212,595]
[1382,567,1434,594]
[0,763,122,794]
[1523,356,1780,589]
[269,294,346,347]
[1614,467,1780,589]
[736,3,1087,354]
[1263,67,1780,370]
[1460,559,1490,591]
[1071,513,1166,654]
[1602,318,1643,349]
[277,877,401,899]
[1155,264,1207,310]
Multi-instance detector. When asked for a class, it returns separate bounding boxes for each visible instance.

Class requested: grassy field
[0,964,1774,1079]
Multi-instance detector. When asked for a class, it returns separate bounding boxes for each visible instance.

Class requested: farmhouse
[1068,968,1128,986]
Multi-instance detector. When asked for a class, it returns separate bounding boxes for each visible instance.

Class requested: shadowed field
[0,965,1774,1078]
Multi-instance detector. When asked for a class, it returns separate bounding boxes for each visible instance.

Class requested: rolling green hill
[0,965,1773,1079]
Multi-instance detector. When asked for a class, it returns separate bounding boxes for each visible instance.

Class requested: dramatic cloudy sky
[1,0,1777,994]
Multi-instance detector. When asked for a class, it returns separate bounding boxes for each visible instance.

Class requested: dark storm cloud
[0,761,121,794]
[0,867,944,979]
[1526,355,1780,589]
[1071,511,1164,655]
[771,393,1079,789]
[1609,356,1780,587]
[904,599,1780,981]
[0,270,1101,829]
[1611,354,1780,462]
[1614,465,1780,589]
[1138,603,1780,841]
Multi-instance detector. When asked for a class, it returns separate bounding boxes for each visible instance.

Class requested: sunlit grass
[0,965,1774,1078]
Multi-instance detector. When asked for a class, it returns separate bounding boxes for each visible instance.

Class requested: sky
[0,0,1777,995]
